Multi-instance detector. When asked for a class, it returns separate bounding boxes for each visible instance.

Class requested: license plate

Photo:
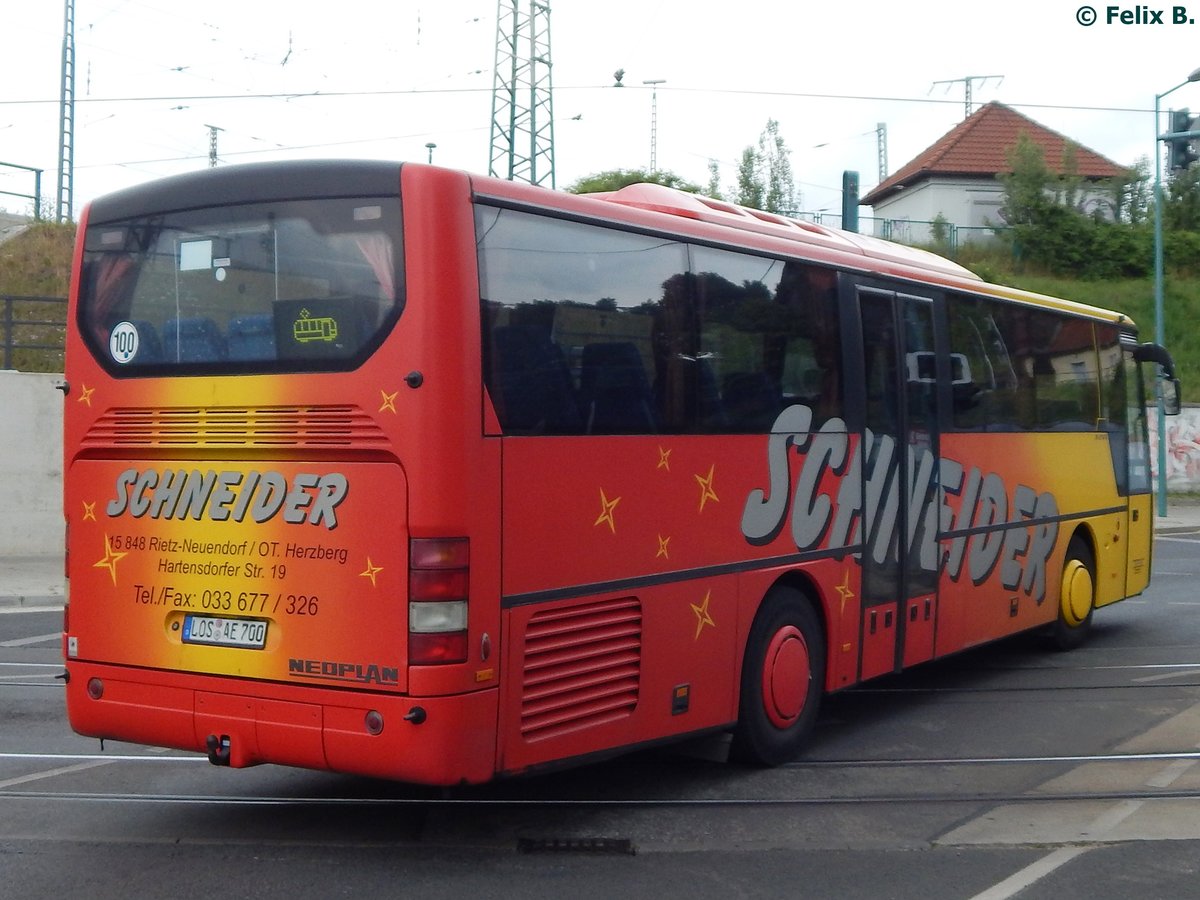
[182,615,268,649]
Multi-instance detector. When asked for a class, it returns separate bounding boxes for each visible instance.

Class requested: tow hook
[206,734,232,766]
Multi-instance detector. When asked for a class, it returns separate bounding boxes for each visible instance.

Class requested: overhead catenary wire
[0,85,1157,117]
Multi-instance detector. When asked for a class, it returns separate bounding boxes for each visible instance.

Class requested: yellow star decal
[694,464,719,513]
[691,590,716,640]
[359,557,383,586]
[594,488,621,534]
[93,535,128,586]
[77,384,95,407]
[656,534,670,560]
[657,446,672,471]
[379,389,398,413]
[835,569,855,616]
[82,501,97,522]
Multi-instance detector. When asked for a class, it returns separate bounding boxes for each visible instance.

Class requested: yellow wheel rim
[1060,559,1093,627]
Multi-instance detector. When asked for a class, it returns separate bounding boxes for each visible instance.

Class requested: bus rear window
[80,197,402,373]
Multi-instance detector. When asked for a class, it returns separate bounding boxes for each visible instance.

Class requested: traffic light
[1168,108,1200,171]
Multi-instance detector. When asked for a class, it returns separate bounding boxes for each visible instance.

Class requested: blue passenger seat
[491,325,583,434]
[127,320,162,363]
[579,341,657,433]
[227,314,277,361]
[162,317,227,363]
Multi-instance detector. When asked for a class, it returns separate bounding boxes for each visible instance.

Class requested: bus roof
[586,182,1129,328]
[597,182,982,282]
[83,160,1132,331]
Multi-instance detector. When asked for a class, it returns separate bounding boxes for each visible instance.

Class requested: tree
[1056,142,1083,211]
[705,159,724,200]
[564,168,702,194]
[1164,165,1200,231]
[997,133,1152,278]
[997,133,1055,227]
[1112,157,1152,225]
[734,147,764,210]
[732,119,797,214]
[760,119,797,215]
[930,213,952,251]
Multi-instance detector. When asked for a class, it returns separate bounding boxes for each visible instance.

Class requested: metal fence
[1,295,66,372]
[793,212,1010,254]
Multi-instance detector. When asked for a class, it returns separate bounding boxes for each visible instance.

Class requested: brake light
[409,538,468,665]
[409,631,470,665]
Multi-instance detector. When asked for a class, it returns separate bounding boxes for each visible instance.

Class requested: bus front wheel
[1053,535,1095,650]
[731,587,824,766]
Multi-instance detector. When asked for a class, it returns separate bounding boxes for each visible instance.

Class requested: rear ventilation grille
[520,597,642,742]
[81,405,389,450]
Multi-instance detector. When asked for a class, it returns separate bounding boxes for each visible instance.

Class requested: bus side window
[1125,347,1153,494]
[490,324,582,434]
[684,248,842,432]
[579,341,658,433]
[777,265,842,426]
[1020,309,1096,431]
[476,205,686,436]
[947,295,1019,430]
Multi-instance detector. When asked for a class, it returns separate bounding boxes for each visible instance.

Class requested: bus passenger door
[855,288,941,680]
[1124,349,1154,598]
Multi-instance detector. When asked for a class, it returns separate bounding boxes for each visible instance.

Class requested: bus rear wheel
[731,587,824,766]
[1052,535,1095,650]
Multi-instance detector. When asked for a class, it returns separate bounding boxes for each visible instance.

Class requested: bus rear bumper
[64,661,499,785]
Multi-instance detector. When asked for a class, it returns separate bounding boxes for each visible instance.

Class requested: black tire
[1052,535,1095,651]
[730,586,824,766]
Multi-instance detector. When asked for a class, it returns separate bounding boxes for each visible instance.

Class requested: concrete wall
[1151,404,1200,492]
[0,374,1197,559]
[0,371,64,554]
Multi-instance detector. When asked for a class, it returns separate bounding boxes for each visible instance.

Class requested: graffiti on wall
[1149,405,1200,491]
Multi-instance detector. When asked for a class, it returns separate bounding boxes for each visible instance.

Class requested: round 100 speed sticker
[109,321,140,364]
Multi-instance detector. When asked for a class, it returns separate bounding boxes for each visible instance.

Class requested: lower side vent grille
[520,596,642,742]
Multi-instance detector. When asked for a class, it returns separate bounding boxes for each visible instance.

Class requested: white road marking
[0,632,61,647]
[0,759,115,790]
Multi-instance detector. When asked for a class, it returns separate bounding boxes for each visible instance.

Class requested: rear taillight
[409,538,468,665]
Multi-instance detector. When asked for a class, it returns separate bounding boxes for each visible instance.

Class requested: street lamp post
[1153,67,1200,517]
[425,142,437,164]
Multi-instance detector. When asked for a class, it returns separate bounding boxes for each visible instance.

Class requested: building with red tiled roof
[860,102,1128,244]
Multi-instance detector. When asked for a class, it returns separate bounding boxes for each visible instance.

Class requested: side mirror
[1162,376,1182,416]
[1134,342,1177,378]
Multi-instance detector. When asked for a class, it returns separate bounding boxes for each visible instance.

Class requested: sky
[4,0,1200,222]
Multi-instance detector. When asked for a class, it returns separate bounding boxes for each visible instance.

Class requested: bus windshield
[79,196,403,373]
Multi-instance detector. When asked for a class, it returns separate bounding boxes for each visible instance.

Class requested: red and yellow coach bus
[62,161,1180,783]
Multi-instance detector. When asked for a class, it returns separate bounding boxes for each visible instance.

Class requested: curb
[0,594,64,610]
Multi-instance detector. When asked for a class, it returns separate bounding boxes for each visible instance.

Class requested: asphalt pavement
[3,499,1197,609]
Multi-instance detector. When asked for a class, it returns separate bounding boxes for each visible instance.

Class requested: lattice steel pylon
[56,0,76,222]
[488,0,555,188]
[876,122,888,184]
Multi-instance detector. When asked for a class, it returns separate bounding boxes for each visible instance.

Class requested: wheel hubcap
[1060,559,1093,627]
[761,625,810,729]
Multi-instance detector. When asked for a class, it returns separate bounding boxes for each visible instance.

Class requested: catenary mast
[488,1,555,187]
